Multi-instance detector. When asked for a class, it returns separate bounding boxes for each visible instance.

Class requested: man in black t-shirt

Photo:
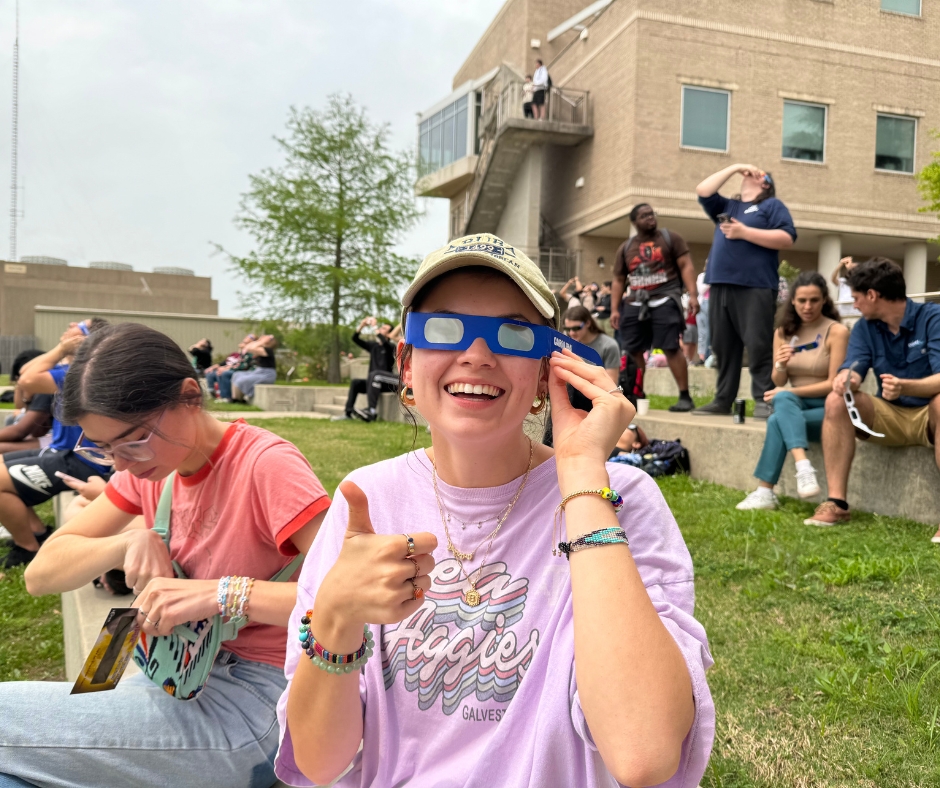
[335,317,400,422]
[611,204,699,412]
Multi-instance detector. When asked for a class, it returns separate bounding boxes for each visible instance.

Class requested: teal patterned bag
[132,473,303,700]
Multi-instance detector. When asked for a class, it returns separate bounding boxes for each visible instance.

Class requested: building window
[419,94,469,176]
[781,101,826,162]
[880,0,921,16]
[681,86,730,152]
[875,114,916,173]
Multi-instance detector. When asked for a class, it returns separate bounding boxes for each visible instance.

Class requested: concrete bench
[643,366,879,400]
[635,410,939,525]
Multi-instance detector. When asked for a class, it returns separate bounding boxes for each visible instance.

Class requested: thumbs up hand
[315,481,438,636]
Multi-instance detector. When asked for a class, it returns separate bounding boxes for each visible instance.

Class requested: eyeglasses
[564,323,585,333]
[73,412,166,466]
[842,363,884,438]
[77,322,89,336]
[405,312,603,366]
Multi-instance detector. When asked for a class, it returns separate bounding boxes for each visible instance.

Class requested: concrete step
[634,409,939,525]
[332,395,347,406]
[314,404,347,416]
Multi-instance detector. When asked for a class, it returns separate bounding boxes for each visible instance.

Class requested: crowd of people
[0,236,714,788]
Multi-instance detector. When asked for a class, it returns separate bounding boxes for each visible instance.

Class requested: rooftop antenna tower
[9,0,19,262]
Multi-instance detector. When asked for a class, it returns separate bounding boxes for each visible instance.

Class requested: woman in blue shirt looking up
[693,164,797,419]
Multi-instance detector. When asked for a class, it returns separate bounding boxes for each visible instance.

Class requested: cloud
[0,0,504,316]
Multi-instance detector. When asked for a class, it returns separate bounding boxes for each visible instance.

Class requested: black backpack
[618,353,641,405]
[639,439,691,478]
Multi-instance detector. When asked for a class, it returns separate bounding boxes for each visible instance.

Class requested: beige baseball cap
[401,234,561,329]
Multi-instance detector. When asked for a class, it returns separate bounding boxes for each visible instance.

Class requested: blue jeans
[696,298,710,360]
[753,391,826,485]
[231,368,277,399]
[0,650,286,788]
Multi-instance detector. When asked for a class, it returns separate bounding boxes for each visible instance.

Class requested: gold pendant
[464,587,481,607]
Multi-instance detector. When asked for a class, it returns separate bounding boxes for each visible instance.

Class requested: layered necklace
[431,438,534,607]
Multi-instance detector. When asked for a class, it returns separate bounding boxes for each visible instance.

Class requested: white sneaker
[795,467,821,499]
[736,489,779,510]
[0,525,11,541]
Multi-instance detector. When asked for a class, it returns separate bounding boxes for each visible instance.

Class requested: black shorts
[4,449,108,507]
[532,89,545,106]
[619,298,685,355]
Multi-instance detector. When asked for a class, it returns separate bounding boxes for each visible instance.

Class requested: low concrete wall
[635,410,939,525]
[643,367,878,400]
[255,385,347,411]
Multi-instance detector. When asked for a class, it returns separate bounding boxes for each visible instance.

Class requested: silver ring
[607,386,624,395]
[145,616,160,629]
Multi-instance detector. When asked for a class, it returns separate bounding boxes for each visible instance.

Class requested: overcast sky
[0,0,505,316]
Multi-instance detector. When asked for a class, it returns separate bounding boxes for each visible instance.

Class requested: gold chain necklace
[432,439,534,607]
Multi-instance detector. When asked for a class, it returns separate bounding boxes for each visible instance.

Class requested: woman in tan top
[737,271,849,510]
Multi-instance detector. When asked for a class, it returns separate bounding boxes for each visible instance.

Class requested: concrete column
[817,234,842,300]
[496,145,542,254]
[903,242,928,301]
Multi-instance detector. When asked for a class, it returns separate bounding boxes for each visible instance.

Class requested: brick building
[0,259,219,369]
[416,0,940,296]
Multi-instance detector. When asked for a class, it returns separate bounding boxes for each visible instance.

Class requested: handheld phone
[717,213,731,224]
[55,470,83,485]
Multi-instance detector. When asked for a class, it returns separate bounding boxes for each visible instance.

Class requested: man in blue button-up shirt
[805,259,940,534]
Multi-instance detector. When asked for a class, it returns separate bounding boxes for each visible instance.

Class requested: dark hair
[847,257,906,302]
[536,59,543,65]
[629,203,652,223]
[88,317,110,333]
[777,271,840,338]
[564,304,601,335]
[9,349,43,382]
[61,323,202,425]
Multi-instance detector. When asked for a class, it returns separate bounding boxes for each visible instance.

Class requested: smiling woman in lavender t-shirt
[277,236,714,787]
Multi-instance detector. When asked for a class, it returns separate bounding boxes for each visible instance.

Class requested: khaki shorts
[868,397,933,447]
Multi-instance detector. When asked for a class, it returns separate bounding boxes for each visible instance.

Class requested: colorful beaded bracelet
[557,526,629,560]
[299,612,374,674]
[552,486,625,557]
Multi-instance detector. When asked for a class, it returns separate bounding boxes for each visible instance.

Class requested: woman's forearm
[789,380,835,398]
[25,533,128,596]
[695,164,742,197]
[771,369,789,388]
[239,580,301,627]
[560,464,694,786]
[287,602,365,784]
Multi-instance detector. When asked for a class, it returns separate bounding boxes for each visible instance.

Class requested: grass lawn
[2,420,939,784]
[207,400,262,413]
[649,393,756,417]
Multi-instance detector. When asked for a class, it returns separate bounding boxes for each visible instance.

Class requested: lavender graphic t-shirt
[275,452,714,788]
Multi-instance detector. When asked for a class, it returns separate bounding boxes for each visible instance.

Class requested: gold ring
[404,534,416,556]
[408,578,424,601]
[407,556,419,580]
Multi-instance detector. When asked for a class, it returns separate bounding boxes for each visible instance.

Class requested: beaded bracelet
[299,611,374,674]
[552,486,624,557]
[216,576,231,615]
[557,526,629,560]
[235,577,255,618]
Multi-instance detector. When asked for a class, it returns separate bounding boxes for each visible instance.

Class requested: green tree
[917,129,940,242]
[225,95,420,382]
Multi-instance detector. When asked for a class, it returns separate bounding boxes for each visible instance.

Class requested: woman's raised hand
[122,528,176,596]
[316,481,437,631]
[549,349,635,473]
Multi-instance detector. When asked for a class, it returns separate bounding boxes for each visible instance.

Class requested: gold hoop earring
[400,387,416,407]
[530,394,547,415]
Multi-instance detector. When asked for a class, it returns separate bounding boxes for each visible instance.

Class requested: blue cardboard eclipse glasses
[405,312,603,366]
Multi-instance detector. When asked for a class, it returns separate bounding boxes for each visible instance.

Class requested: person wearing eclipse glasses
[736,271,849,511]
[276,235,714,787]
[0,318,111,568]
[806,258,940,534]
[4,322,331,787]
[693,164,796,420]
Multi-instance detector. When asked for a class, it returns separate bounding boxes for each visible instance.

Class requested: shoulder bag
[133,474,303,700]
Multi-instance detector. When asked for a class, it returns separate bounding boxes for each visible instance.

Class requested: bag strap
[154,470,306,642]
